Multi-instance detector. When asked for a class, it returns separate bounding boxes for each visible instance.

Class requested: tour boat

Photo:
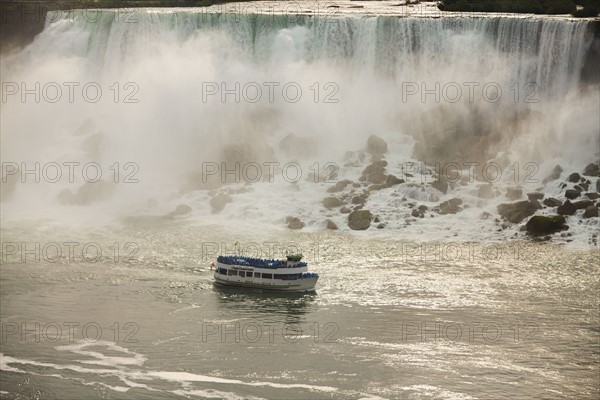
[212,254,319,292]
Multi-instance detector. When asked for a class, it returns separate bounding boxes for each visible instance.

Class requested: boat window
[254,273,261,278]
[219,268,227,275]
[227,269,238,276]
[239,271,245,277]
[262,273,272,279]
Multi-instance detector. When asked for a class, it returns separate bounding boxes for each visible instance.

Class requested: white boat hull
[213,273,318,292]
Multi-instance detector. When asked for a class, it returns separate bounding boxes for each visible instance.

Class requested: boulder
[340,206,351,214]
[287,217,305,229]
[565,189,580,200]
[583,205,599,218]
[438,198,463,215]
[567,172,581,183]
[385,174,404,186]
[543,197,562,208]
[582,163,600,177]
[348,210,372,230]
[366,135,388,155]
[585,192,600,200]
[573,200,594,210]
[58,180,114,206]
[542,165,563,184]
[352,195,366,205]
[360,161,388,184]
[323,197,344,209]
[527,192,544,201]
[168,204,192,217]
[557,200,576,216]
[480,211,492,220]
[478,183,495,199]
[431,179,448,194]
[525,215,568,236]
[325,219,338,230]
[506,187,522,201]
[327,179,352,193]
[210,193,232,213]
[497,200,538,223]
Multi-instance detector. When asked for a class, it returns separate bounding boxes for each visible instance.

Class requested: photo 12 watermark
[201,81,339,104]
[200,320,338,344]
[2,162,140,184]
[1,241,140,264]
[1,321,139,344]
[397,321,539,344]
[1,81,140,104]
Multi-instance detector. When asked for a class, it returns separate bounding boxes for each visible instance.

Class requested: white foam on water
[1,341,339,396]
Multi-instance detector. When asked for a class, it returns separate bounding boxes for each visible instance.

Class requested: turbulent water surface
[1,2,599,399]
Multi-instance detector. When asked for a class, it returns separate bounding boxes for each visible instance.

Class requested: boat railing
[217,255,307,269]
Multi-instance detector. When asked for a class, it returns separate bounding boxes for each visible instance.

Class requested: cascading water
[1,6,598,243]
[2,6,600,399]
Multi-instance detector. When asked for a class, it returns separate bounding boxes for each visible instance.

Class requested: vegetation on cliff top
[438,0,599,17]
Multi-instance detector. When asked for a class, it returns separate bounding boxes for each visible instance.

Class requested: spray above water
[1,8,598,243]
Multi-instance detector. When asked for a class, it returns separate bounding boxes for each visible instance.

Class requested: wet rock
[340,206,351,214]
[348,210,372,230]
[360,161,387,184]
[583,205,599,218]
[579,181,590,191]
[480,211,492,220]
[287,217,305,229]
[210,193,232,213]
[438,198,463,215]
[497,200,538,223]
[325,219,338,230]
[557,200,576,216]
[543,197,562,207]
[58,180,114,206]
[597,180,600,192]
[585,192,600,200]
[574,185,583,192]
[411,209,421,218]
[431,179,448,194]
[385,174,404,186]
[531,199,543,210]
[573,200,594,210]
[568,172,581,183]
[168,204,192,217]
[527,192,544,201]
[506,187,522,201]
[478,183,495,199]
[323,197,344,209]
[366,135,388,156]
[583,163,600,177]
[352,195,366,205]
[327,179,352,193]
[542,165,563,184]
[525,215,568,236]
[373,216,381,223]
[377,223,385,229]
[564,189,581,200]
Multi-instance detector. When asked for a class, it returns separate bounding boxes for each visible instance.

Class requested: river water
[1,2,599,399]
[1,223,598,399]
